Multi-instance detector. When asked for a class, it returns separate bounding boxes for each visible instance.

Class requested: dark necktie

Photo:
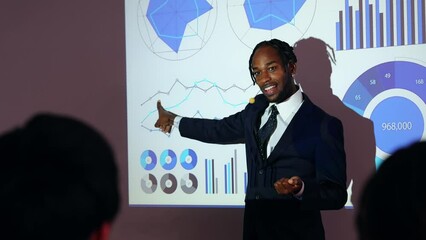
[258,105,278,160]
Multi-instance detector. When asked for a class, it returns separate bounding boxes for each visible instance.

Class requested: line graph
[139,78,259,132]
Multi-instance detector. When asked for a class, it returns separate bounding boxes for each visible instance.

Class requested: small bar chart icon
[205,158,218,194]
[336,0,425,50]
[204,149,248,194]
[224,149,238,194]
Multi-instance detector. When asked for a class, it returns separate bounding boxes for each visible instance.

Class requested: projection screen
[125,0,426,207]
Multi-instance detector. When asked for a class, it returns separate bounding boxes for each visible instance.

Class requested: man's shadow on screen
[293,37,376,239]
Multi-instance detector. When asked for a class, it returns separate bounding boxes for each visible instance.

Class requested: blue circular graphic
[160,149,178,170]
[371,96,423,154]
[180,148,197,170]
[140,150,157,170]
[343,61,426,166]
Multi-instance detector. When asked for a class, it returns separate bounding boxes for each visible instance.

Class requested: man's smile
[262,83,278,96]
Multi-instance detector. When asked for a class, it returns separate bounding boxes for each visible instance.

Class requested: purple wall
[0,1,359,239]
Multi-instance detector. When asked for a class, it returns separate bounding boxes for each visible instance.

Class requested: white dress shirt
[260,87,304,157]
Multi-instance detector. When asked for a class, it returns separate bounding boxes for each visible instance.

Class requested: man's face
[251,45,296,103]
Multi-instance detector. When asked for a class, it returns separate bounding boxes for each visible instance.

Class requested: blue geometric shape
[160,149,178,170]
[371,96,424,155]
[343,79,374,114]
[394,61,426,100]
[147,0,213,53]
[243,0,306,30]
[343,61,426,113]
[140,150,157,170]
[180,148,197,170]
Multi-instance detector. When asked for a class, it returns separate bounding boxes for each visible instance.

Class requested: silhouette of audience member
[356,141,426,240]
[0,113,120,240]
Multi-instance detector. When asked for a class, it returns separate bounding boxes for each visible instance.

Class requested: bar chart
[336,0,425,50]
[205,149,248,195]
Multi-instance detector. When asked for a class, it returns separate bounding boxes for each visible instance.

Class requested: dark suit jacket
[179,93,347,240]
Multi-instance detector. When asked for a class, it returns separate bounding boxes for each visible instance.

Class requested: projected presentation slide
[125,0,426,207]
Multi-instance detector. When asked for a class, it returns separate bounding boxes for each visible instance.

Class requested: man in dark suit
[155,39,347,240]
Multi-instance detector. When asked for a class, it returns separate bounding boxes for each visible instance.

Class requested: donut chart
[160,149,177,170]
[180,173,198,194]
[343,61,426,166]
[180,148,197,170]
[141,174,158,194]
[160,173,178,194]
[140,150,157,170]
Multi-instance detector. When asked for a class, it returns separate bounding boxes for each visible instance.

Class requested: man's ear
[89,222,112,240]
[289,63,297,75]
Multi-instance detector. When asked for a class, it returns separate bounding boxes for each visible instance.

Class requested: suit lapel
[264,94,314,166]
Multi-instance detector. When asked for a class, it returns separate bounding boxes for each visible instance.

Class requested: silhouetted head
[293,37,335,98]
[357,141,426,240]
[0,113,120,240]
